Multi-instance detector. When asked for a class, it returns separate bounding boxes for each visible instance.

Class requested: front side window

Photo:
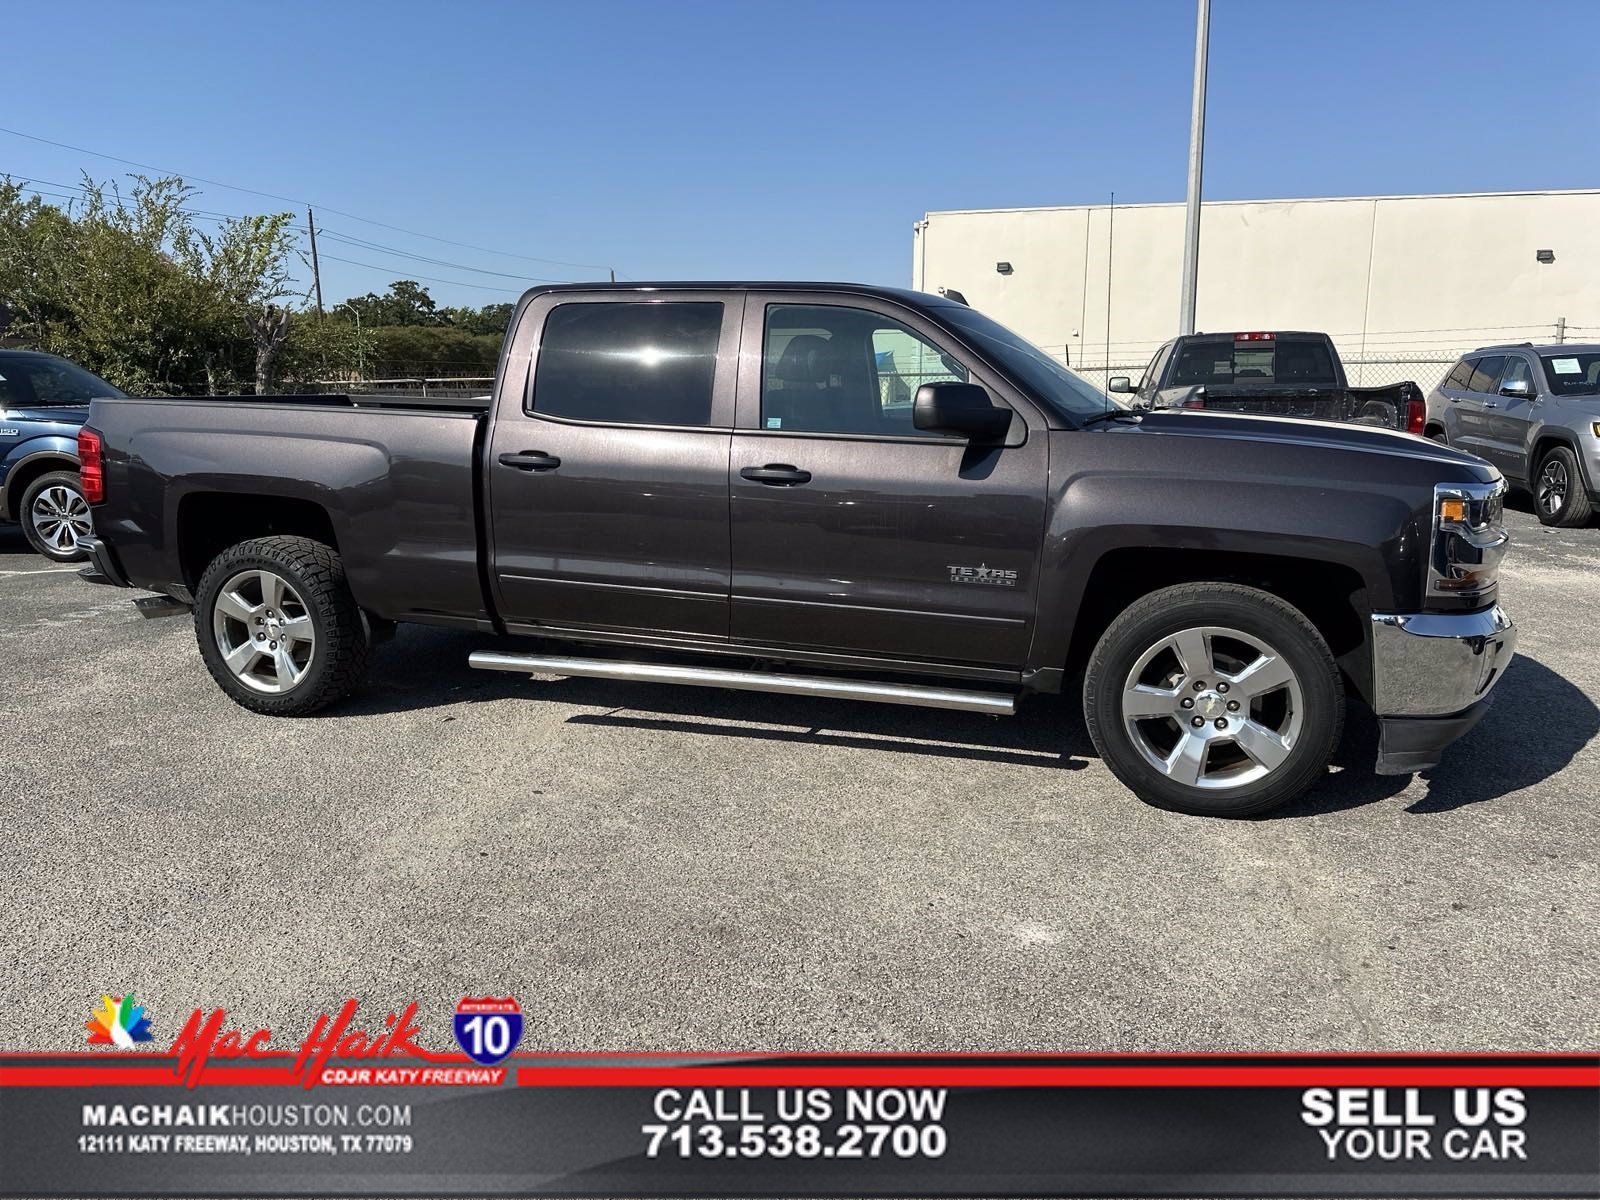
[1138,344,1171,399]
[1466,355,1506,395]
[532,301,723,427]
[762,304,967,437]
[1500,357,1533,393]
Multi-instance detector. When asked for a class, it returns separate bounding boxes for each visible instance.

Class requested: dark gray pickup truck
[1109,330,1426,433]
[78,283,1516,817]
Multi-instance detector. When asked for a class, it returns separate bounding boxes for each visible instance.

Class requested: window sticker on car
[765,417,782,429]
[1551,357,1582,375]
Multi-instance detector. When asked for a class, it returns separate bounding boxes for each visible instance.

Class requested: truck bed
[85,395,492,627]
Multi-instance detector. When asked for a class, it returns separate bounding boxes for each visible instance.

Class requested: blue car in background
[0,350,125,561]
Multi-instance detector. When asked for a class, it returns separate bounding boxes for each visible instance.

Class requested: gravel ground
[2,501,1596,1054]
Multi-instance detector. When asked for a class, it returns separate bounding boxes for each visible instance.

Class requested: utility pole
[1177,0,1211,335]
[1555,316,1567,344]
[307,207,325,321]
[610,268,616,283]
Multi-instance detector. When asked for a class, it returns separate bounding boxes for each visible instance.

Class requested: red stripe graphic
[3,1063,1595,1088]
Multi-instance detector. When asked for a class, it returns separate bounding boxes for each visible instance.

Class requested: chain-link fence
[294,376,496,399]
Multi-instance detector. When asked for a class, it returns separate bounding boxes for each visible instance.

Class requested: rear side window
[1466,355,1506,394]
[1444,359,1475,390]
[532,301,723,427]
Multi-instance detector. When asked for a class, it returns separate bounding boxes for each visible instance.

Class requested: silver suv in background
[1424,343,1600,527]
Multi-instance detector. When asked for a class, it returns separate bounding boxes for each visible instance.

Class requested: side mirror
[912,382,1011,441]
[1499,377,1533,400]
[1107,376,1134,394]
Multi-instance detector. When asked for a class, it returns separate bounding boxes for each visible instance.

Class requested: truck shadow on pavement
[348,629,1594,817]
[1276,653,1596,818]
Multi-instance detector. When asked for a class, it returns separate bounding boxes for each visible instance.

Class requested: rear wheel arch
[2,450,79,521]
[175,491,341,590]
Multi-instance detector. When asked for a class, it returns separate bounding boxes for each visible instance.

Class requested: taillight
[77,427,104,503]
[1182,397,1207,409]
[1405,395,1426,436]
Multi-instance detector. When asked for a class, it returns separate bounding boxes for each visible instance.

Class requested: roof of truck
[521,281,955,305]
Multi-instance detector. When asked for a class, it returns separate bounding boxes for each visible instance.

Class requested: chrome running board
[467,651,1016,715]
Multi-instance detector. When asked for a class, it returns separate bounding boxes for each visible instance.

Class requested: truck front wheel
[194,535,371,716]
[1083,583,1343,817]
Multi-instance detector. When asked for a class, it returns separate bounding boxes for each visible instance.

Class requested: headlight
[1427,480,1507,603]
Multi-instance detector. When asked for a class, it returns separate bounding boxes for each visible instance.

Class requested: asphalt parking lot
[2,501,1597,1055]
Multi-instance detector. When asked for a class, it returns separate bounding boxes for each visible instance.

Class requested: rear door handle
[498,450,561,472]
[740,464,811,486]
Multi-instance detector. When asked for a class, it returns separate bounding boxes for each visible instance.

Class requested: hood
[1123,408,1498,480]
[4,405,90,425]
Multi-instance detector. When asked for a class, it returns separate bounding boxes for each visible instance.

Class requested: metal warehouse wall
[912,190,1600,388]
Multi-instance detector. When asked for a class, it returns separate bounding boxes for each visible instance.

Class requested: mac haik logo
[165,999,426,1088]
[947,562,1019,587]
[85,994,154,1047]
[453,996,523,1065]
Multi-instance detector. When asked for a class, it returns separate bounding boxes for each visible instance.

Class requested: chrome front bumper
[1368,606,1517,775]
[1370,606,1517,717]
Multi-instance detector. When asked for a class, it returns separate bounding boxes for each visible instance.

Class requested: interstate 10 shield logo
[453,997,523,1065]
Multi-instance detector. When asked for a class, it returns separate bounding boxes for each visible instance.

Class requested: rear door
[1455,354,1505,460]
[1479,354,1537,480]
[727,293,1047,670]
[486,291,742,639]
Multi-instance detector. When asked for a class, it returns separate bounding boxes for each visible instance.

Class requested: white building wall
[913,190,1600,387]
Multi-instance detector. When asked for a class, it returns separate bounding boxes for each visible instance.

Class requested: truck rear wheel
[1083,583,1343,817]
[194,536,371,716]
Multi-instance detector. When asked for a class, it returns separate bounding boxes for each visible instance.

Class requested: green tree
[337,279,442,327]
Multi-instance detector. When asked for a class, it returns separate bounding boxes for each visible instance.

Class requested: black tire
[193,535,371,715]
[1083,582,1344,818]
[1533,445,1595,528]
[1425,426,1447,444]
[19,469,92,562]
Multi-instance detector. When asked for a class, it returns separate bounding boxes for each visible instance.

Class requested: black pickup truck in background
[1110,331,1426,433]
[77,283,1515,818]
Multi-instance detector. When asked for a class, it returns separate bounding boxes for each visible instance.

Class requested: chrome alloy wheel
[211,569,316,694]
[1120,625,1304,791]
[1538,457,1569,517]
[29,485,92,554]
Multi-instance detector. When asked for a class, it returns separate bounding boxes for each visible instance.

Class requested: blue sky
[5,0,1596,309]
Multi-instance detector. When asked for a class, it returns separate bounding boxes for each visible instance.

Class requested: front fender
[0,436,80,520]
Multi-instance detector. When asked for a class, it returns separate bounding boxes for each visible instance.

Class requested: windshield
[1169,335,1338,387]
[932,303,1120,421]
[0,354,125,406]
[1539,352,1600,397]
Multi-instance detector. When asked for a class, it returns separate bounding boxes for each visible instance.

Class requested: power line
[317,228,571,282]
[0,123,615,271]
[316,253,524,295]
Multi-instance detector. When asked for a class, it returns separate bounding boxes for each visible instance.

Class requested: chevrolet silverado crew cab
[77,283,1517,817]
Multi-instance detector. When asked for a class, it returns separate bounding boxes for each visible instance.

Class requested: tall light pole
[1178,0,1211,335]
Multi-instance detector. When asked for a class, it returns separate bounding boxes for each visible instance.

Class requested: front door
[728,295,1047,670]
[487,292,742,639]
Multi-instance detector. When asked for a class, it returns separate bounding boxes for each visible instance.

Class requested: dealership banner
[2,1001,1596,1196]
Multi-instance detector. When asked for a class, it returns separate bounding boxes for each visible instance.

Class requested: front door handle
[498,450,561,472]
[740,464,811,486]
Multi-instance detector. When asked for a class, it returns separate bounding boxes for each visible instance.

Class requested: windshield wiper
[1078,408,1142,428]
